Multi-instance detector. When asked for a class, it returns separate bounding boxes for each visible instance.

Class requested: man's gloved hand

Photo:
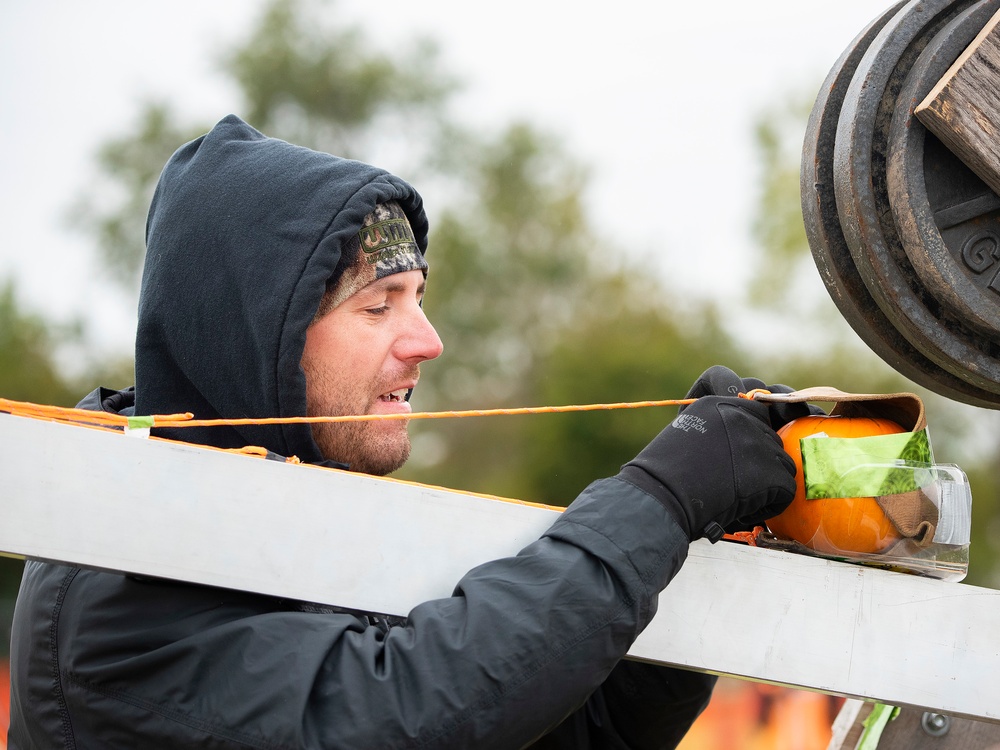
[682,365,761,401]
[682,365,824,431]
[617,394,797,543]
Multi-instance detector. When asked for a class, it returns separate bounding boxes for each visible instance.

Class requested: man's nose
[398,306,444,363]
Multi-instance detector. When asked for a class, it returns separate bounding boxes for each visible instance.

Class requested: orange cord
[1,391,783,430]
[0,398,191,430]
[0,396,697,430]
[722,526,766,547]
[166,399,699,428]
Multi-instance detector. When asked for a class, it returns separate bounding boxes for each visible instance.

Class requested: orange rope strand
[722,526,766,547]
[161,399,697,428]
[0,396,697,430]
[0,398,192,429]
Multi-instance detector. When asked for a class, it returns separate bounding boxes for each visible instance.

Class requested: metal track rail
[2,412,998,722]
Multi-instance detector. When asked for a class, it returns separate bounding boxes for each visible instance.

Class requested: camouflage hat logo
[359,218,416,264]
[318,201,428,316]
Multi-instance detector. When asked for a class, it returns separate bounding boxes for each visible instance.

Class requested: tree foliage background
[3,0,1000,661]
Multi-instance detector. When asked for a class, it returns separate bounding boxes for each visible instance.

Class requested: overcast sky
[0,1,894,354]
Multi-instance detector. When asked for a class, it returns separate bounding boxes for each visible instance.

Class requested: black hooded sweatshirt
[8,115,715,749]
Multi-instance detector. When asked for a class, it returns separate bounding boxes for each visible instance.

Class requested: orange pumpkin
[766,414,904,555]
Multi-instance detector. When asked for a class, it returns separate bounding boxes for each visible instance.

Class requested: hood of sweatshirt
[135,115,428,463]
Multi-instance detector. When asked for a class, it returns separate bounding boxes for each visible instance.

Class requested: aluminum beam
[2,411,998,722]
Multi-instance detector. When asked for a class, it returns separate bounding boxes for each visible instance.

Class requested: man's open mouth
[379,389,409,403]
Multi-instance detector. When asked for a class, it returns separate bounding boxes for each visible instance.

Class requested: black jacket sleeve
[10,477,706,749]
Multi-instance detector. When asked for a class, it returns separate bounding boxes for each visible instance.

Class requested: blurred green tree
[515,293,744,505]
[68,106,207,288]
[69,0,456,294]
[224,0,455,161]
[0,281,81,407]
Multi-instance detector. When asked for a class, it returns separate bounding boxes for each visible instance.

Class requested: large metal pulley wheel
[802,0,1000,408]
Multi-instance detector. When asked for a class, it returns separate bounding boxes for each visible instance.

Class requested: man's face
[301,269,443,475]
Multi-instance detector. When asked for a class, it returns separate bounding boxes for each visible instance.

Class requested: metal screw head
[921,712,951,737]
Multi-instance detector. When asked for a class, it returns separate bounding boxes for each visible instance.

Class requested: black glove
[683,365,762,401]
[682,365,824,431]
[617,395,796,543]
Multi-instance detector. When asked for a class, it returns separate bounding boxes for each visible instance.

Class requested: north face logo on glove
[671,414,708,434]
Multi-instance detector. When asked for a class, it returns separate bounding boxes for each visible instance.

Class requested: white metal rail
[2,411,998,722]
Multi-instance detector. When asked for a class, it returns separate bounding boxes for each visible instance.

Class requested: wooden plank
[874,708,1000,750]
[915,7,1000,197]
[2,412,1000,723]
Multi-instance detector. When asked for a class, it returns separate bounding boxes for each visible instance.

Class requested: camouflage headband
[318,201,428,318]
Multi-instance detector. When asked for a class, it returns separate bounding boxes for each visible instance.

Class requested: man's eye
[367,305,390,316]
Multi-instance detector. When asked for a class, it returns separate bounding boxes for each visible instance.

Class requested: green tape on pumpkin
[801,429,933,499]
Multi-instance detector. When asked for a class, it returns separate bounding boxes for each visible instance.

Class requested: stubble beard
[312,417,411,476]
[304,364,418,476]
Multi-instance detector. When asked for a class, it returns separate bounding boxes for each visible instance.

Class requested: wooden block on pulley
[915,7,1000,198]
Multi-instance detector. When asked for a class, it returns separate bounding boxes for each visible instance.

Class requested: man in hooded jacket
[8,115,802,749]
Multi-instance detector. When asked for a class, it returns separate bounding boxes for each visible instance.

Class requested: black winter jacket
[8,115,715,748]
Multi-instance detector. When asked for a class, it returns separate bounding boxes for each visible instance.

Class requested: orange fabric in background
[1,659,9,750]
[679,678,842,750]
